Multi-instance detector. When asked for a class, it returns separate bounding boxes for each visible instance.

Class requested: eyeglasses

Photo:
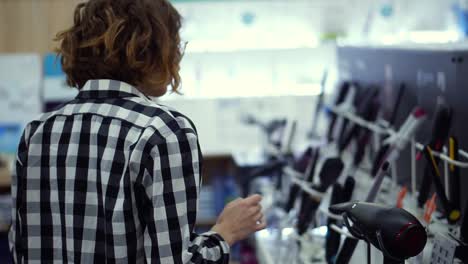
[180,41,188,56]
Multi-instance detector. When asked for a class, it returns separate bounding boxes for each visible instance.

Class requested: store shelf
[0,168,10,189]
[183,45,322,55]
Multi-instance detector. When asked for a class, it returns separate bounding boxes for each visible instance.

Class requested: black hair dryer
[329,202,427,264]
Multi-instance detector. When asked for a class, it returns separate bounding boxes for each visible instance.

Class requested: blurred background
[2,0,468,263]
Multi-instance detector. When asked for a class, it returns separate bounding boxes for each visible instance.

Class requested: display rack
[282,103,468,209]
[252,44,468,264]
[327,105,468,167]
[257,102,468,264]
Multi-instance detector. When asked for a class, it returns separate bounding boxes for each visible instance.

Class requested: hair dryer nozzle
[329,201,357,215]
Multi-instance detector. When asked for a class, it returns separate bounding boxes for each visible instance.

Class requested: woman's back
[9,80,213,263]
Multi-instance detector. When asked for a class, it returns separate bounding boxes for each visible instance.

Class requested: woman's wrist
[211,224,235,246]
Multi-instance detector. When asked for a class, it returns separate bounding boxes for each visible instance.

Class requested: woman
[9,0,266,263]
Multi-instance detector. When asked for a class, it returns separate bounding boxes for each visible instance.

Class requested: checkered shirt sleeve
[8,79,230,264]
[130,126,230,264]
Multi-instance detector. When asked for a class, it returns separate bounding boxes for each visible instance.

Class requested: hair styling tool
[327,82,356,142]
[309,70,328,137]
[325,177,355,263]
[422,145,460,224]
[338,86,379,153]
[330,202,427,263]
[296,158,344,235]
[417,106,453,208]
[371,107,427,176]
[449,136,460,213]
[284,147,315,213]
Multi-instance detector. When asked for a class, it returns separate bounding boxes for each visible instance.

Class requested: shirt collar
[77,79,151,100]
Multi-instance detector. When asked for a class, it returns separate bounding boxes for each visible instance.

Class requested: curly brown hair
[56,0,183,96]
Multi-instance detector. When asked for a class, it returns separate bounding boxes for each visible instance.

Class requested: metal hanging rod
[327,105,468,168]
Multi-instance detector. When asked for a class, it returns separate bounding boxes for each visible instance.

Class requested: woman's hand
[211,194,267,246]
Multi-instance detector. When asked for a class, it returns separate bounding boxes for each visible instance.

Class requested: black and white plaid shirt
[9,80,230,264]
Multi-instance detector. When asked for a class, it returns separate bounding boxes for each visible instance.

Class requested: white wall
[163,46,336,99]
[163,95,325,157]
